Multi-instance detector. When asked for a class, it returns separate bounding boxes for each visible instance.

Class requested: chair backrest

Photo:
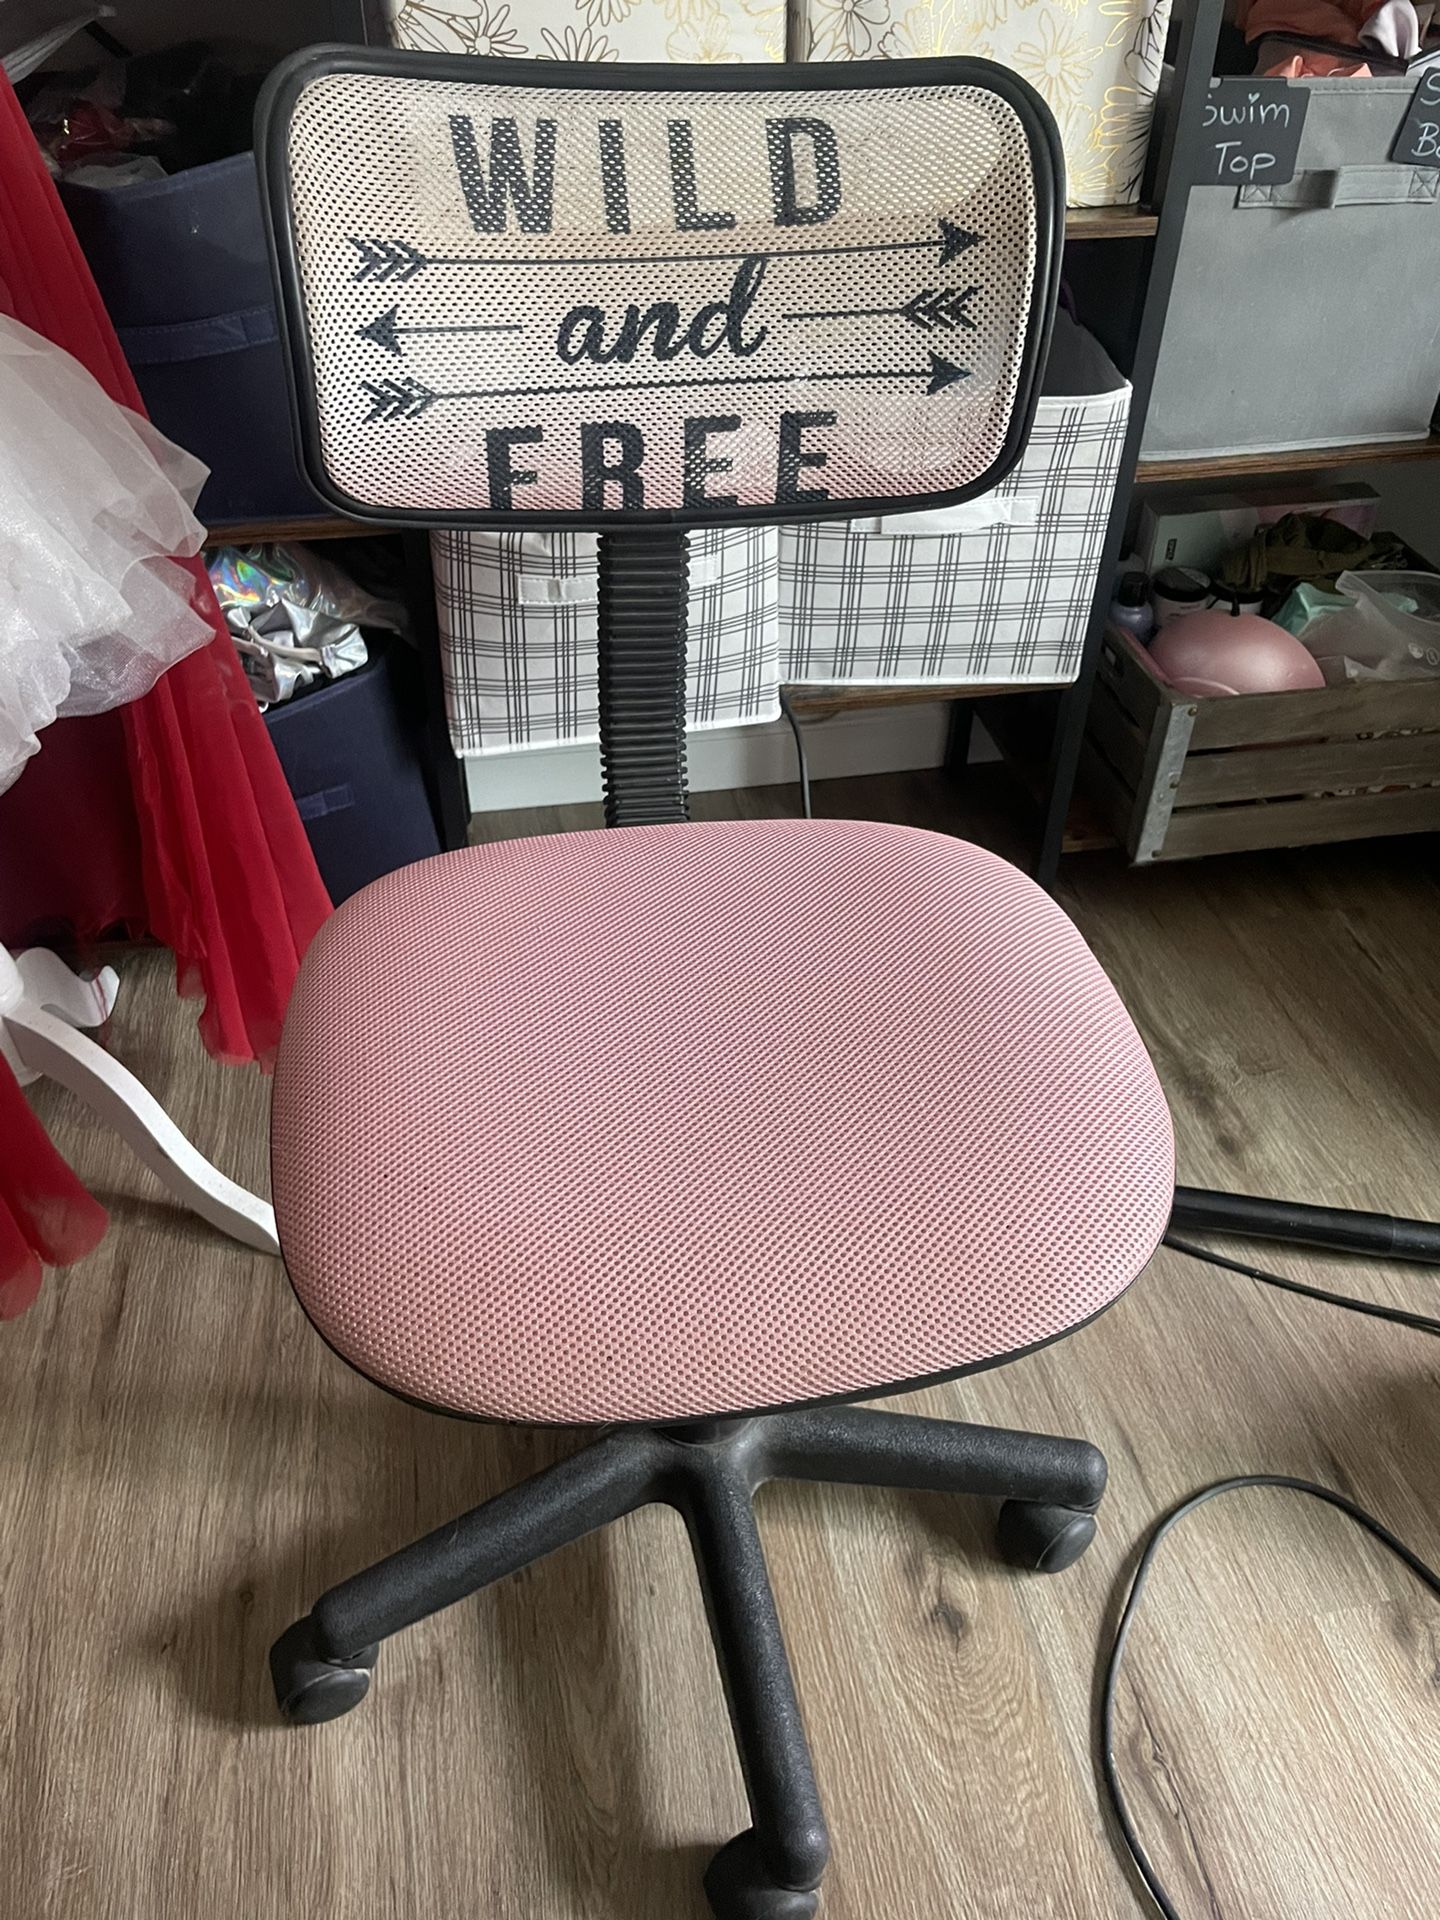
[257,48,1062,532]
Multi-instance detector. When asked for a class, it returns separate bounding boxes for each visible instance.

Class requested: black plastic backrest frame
[255,45,1064,534]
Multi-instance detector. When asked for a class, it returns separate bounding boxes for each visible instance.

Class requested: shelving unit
[972,0,1230,883]
[197,0,1436,878]
[1027,0,1440,879]
[785,682,1027,717]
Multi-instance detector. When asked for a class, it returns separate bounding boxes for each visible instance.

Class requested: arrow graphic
[358,304,523,356]
[921,352,970,394]
[361,352,967,423]
[347,219,981,282]
[784,284,980,332]
[903,284,979,331]
[362,377,436,421]
[349,238,428,283]
[931,223,982,267]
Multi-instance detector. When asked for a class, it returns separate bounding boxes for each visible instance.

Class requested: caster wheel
[270,1616,377,1725]
[996,1500,1097,1573]
[703,1831,819,1920]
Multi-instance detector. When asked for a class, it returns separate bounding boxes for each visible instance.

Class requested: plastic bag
[1299,571,1440,685]
[207,544,407,708]
[207,543,407,636]
[0,314,213,794]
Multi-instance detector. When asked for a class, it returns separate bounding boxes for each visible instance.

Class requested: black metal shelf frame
[1030,0,1229,885]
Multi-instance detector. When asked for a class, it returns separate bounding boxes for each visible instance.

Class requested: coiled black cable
[1103,1235,1440,1916]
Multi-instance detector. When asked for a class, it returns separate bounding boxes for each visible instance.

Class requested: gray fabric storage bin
[1145,76,1440,458]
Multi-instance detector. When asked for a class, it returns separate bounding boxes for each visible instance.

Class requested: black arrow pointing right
[346,218,982,281]
[359,352,968,423]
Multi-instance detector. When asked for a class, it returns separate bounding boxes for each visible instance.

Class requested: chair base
[1170,1184,1440,1266]
[271,1404,1108,1916]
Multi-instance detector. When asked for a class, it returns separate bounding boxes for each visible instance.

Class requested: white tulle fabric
[0,315,214,793]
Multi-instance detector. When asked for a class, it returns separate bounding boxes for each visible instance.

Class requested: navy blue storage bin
[61,154,321,524]
[263,638,442,906]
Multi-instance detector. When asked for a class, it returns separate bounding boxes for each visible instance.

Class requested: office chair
[257,48,1174,1917]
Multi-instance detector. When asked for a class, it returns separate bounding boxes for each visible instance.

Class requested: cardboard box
[1135,483,1381,577]
[386,0,784,62]
[790,0,1173,208]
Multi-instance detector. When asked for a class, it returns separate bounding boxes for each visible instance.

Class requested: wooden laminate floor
[5,770,1440,1920]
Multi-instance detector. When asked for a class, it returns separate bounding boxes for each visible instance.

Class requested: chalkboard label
[1196,79,1308,186]
[1391,70,1440,169]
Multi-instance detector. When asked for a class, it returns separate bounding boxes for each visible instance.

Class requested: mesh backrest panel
[262,53,1057,525]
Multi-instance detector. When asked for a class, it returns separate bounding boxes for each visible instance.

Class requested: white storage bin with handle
[779,312,1131,689]
[433,316,1128,749]
[434,527,782,753]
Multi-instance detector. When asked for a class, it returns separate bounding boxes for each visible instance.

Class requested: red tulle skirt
[0,73,332,1312]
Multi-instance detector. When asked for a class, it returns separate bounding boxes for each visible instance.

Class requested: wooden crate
[1082,626,1440,862]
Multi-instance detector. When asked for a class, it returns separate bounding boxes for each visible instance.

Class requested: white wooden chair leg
[14,947,120,1033]
[2,954,280,1257]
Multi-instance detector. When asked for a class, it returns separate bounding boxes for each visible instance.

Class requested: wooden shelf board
[784,681,1036,718]
[202,513,387,548]
[1064,204,1159,239]
[1137,432,1440,487]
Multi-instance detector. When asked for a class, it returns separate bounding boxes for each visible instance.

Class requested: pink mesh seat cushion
[271,820,1173,1425]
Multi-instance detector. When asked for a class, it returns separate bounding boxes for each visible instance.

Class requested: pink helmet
[1150,610,1325,698]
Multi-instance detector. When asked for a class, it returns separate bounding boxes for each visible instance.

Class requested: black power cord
[768,709,1438,1907]
[1102,1233,1440,1916]
[1163,1232,1440,1337]
[778,688,813,820]
[1102,1474,1440,1920]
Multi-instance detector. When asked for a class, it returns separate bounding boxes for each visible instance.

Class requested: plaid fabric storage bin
[780,316,1130,690]
[431,320,1126,751]
[436,529,781,753]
